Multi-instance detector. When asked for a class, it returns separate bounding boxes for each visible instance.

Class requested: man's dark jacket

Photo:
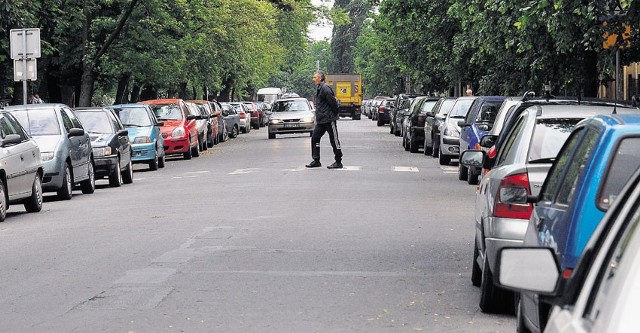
[315,81,339,124]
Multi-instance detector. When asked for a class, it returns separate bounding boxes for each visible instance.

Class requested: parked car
[375,98,395,126]
[403,97,440,153]
[390,94,418,136]
[141,99,200,160]
[228,102,251,134]
[209,100,227,143]
[243,101,263,129]
[75,107,134,187]
[424,97,456,157]
[5,104,95,200]
[256,102,272,126]
[220,103,240,138]
[515,112,640,333]
[0,111,44,221]
[185,102,209,152]
[458,96,505,184]
[460,103,624,314]
[268,98,315,139]
[110,104,165,171]
[188,100,218,147]
[495,165,640,333]
[438,96,477,165]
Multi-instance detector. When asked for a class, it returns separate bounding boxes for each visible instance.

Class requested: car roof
[111,103,148,108]
[274,98,308,102]
[530,104,629,119]
[141,99,183,104]
[3,103,65,111]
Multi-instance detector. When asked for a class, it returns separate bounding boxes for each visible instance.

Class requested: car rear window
[598,137,640,210]
[420,100,438,114]
[114,107,152,127]
[528,118,581,163]
[438,99,456,116]
[75,111,114,134]
[12,109,61,136]
[449,99,474,117]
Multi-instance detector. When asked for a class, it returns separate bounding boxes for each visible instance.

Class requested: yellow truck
[326,73,363,120]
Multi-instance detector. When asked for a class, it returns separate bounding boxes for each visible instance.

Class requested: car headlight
[93,147,112,157]
[172,127,186,137]
[41,152,54,161]
[443,124,460,137]
[270,119,283,124]
[134,136,151,144]
[301,117,314,123]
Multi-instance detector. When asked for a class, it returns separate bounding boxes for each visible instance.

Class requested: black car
[403,97,440,153]
[375,98,395,126]
[390,96,416,136]
[74,107,133,187]
[424,97,456,157]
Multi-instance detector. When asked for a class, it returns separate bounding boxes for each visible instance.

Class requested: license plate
[284,123,299,128]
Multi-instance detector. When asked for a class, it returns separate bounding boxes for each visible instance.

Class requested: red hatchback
[141,99,200,160]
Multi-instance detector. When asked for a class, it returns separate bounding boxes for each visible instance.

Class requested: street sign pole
[10,28,41,105]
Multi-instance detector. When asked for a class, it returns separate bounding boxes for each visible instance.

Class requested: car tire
[24,175,43,213]
[57,163,73,200]
[354,114,361,120]
[80,162,95,194]
[431,141,439,158]
[184,140,193,160]
[0,178,6,222]
[122,159,133,184]
[220,124,228,143]
[376,119,384,126]
[109,158,123,187]
[438,148,450,165]
[479,254,512,313]
[468,167,480,185]
[268,132,276,139]
[410,135,419,153]
[471,241,481,287]
[158,153,166,168]
[192,139,200,157]
[150,155,159,171]
[201,135,207,151]
[423,137,432,156]
[459,163,468,181]
[230,125,239,138]
[390,124,395,134]
[403,134,410,151]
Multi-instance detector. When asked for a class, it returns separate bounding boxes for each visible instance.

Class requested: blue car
[110,104,165,170]
[518,112,640,333]
[459,96,505,184]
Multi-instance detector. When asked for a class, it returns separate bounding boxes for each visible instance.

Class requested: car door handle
[20,154,24,161]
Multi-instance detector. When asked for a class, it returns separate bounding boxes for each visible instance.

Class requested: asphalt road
[0,118,515,332]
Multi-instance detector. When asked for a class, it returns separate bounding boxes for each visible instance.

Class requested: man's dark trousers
[311,120,342,162]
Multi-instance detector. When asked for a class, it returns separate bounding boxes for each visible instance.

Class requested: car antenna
[522,90,535,101]
[543,83,553,101]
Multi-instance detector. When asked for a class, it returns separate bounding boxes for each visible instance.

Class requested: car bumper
[483,216,529,273]
[378,113,390,122]
[440,136,460,157]
[94,155,119,178]
[163,137,190,155]
[41,157,65,191]
[131,142,157,163]
[269,122,314,134]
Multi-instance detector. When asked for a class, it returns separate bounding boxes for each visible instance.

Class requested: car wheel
[207,132,214,148]
[479,254,512,313]
[201,135,208,151]
[268,132,276,139]
[403,134,410,151]
[184,139,193,160]
[431,141,439,158]
[515,294,532,333]
[158,153,166,168]
[376,119,384,126]
[468,167,480,185]
[458,163,468,181]
[410,135,419,153]
[24,174,43,213]
[220,124,228,143]
[471,241,481,287]
[57,163,73,200]
[354,114,361,120]
[80,162,95,194]
[390,124,395,134]
[122,159,133,184]
[109,157,123,187]
[231,125,239,138]
[192,138,200,157]
[0,178,6,222]
[438,148,450,165]
[150,155,159,171]
[423,137,431,155]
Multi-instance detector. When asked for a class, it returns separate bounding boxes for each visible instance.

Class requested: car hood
[126,126,152,140]
[159,120,184,133]
[270,111,314,120]
[32,135,61,153]
[89,133,116,148]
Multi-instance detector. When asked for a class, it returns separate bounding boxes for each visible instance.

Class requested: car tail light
[494,173,532,219]
[240,112,246,119]
[378,106,385,113]
[562,268,572,279]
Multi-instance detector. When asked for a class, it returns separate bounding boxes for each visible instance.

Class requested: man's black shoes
[327,161,343,169]
[305,160,321,168]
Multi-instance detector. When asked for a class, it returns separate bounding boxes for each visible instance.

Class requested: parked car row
[367,91,640,333]
[0,98,260,223]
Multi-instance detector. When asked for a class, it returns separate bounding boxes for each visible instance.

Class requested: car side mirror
[477,123,490,131]
[527,194,541,204]
[495,247,561,295]
[479,135,498,148]
[186,115,197,121]
[459,150,485,168]
[426,111,435,117]
[156,121,164,127]
[68,128,85,137]
[117,129,129,137]
[1,134,22,147]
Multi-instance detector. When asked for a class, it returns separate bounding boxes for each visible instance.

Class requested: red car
[243,102,263,129]
[141,99,201,160]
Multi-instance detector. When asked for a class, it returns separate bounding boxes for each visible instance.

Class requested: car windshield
[11,109,61,136]
[151,104,183,120]
[438,99,456,115]
[272,100,310,112]
[75,111,114,134]
[420,100,438,114]
[528,118,580,162]
[599,138,640,209]
[113,107,152,127]
[449,99,474,117]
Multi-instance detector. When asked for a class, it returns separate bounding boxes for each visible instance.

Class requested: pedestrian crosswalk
[224,165,457,174]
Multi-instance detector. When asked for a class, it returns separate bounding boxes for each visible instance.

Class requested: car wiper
[122,123,143,127]
[529,157,556,164]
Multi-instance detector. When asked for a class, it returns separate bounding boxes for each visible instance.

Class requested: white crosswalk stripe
[393,166,419,172]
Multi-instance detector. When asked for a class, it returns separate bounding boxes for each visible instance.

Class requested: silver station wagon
[268,98,315,139]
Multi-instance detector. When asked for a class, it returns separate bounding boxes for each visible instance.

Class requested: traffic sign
[14,59,37,81]
[10,28,41,59]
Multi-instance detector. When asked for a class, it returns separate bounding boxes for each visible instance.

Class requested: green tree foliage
[330,0,371,72]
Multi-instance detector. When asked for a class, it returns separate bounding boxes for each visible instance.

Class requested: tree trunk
[140,85,157,101]
[179,82,188,99]
[115,74,131,104]
[78,63,96,107]
[130,84,141,102]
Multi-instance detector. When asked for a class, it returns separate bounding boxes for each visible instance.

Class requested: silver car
[267,98,315,139]
[460,104,622,313]
[5,104,95,200]
[0,111,44,221]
